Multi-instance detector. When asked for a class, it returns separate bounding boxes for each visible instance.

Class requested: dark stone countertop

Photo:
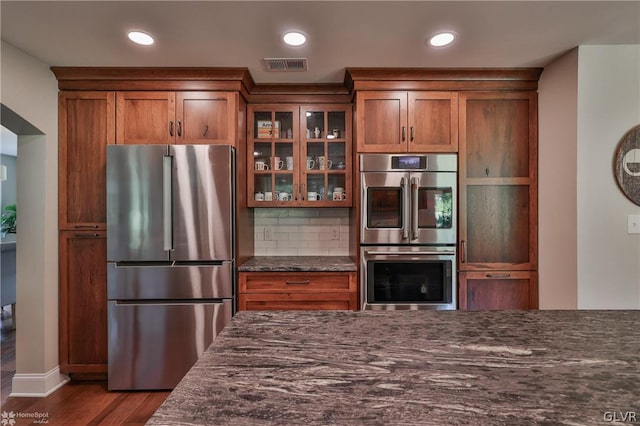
[148,310,640,425]
[237,256,357,272]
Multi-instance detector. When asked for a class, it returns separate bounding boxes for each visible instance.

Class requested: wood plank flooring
[1,307,170,425]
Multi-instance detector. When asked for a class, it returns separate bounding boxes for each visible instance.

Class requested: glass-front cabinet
[248,104,352,207]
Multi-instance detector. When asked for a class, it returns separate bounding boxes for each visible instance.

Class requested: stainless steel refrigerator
[106,144,235,390]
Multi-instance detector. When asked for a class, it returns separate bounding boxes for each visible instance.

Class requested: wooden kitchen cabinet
[458,91,538,310]
[58,91,113,376]
[238,272,358,311]
[53,67,253,381]
[59,231,108,375]
[116,91,237,145]
[458,271,538,310]
[248,104,352,207]
[58,91,115,230]
[355,91,458,153]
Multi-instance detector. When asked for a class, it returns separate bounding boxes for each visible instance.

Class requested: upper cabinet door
[176,92,237,145]
[247,105,300,207]
[356,91,407,153]
[356,91,458,153]
[408,92,458,153]
[116,92,176,144]
[59,91,115,230]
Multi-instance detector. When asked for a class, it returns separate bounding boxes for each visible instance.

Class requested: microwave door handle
[401,177,409,240]
[162,155,173,252]
[411,177,419,240]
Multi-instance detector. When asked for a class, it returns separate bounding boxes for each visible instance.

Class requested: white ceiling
[1,1,639,84]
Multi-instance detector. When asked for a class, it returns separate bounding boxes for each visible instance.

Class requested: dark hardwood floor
[1,307,170,425]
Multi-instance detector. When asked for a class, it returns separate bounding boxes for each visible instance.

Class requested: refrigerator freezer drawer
[107,299,232,390]
[107,262,233,300]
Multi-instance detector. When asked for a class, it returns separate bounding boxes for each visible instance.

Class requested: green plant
[1,204,16,237]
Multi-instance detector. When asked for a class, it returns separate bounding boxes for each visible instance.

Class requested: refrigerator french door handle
[163,155,173,252]
[411,177,419,240]
[401,177,409,240]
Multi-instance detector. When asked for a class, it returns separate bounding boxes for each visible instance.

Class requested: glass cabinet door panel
[328,175,347,202]
[274,174,295,202]
[252,142,272,171]
[305,174,325,201]
[272,142,293,171]
[465,99,530,178]
[466,185,530,264]
[328,142,346,169]
[254,112,275,139]
[327,112,346,140]
[305,111,325,139]
[275,112,294,140]
[253,174,272,204]
[306,142,325,170]
[417,188,453,229]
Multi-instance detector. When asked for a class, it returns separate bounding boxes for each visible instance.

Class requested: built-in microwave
[360,246,456,310]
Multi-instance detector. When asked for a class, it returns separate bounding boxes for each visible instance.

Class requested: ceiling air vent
[263,58,308,72]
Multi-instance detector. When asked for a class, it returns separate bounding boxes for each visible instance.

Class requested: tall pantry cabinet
[58,91,113,374]
[457,92,538,310]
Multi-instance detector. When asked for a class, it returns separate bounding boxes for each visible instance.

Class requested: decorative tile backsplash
[254,208,350,256]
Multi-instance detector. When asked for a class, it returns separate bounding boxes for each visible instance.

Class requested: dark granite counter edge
[238,256,357,272]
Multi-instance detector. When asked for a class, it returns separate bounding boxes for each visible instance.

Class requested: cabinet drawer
[458,271,538,311]
[239,272,355,293]
[239,292,356,311]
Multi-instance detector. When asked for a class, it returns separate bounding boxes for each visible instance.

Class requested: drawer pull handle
[74,233,100,238]
[486,273,511,278]
[285,280,311,285]
[74,225,99,229]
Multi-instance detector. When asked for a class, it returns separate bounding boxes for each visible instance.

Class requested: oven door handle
[364,250,456,256]
[411,177,419,240]
[401,177,409,240]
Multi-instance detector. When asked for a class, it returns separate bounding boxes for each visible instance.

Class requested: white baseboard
[10,366,70,397]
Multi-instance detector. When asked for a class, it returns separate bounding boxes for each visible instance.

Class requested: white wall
[0,41,66,393]
[538,48,579,309]
[577,45,640,308]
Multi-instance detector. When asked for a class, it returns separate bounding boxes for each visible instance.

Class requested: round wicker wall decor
[614,124,640,206]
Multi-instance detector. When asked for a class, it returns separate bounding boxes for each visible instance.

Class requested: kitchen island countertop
[148,310,640,425]
[238,256,356,272]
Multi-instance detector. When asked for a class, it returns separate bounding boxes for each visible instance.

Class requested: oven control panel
[360,153,457,173]
[392,155,427,170]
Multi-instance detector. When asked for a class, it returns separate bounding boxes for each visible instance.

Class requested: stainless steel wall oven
[360,154,457,310]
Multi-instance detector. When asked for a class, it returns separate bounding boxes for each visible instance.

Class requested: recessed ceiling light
[128,31,154,46]
[283,31,307,47]
[429,32,456,47]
